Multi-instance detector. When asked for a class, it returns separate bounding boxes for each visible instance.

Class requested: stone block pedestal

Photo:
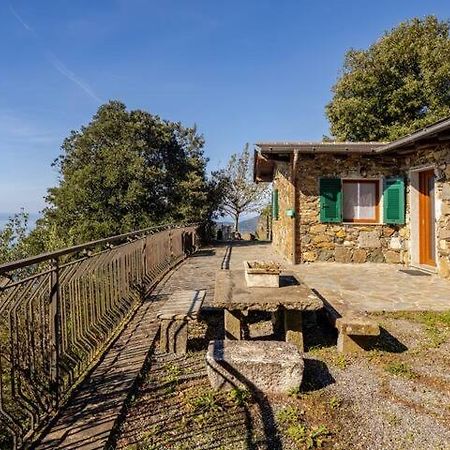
[284,309,304,351]
[206,340,303,394]
[160,319,188,354]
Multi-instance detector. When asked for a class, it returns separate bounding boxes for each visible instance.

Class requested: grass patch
[335,354,347,370]
[380,311,450,348]
[288,386,302,398]
[185,388,222,414]
[227,387,251,407]
[162,362,183,394]
[419,311,450,347]
[329,396,342,410]
[277,406,331,449]
[384,361,416,379]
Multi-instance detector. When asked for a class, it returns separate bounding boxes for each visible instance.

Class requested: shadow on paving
[369,327,408,353]
[34,299,161,450]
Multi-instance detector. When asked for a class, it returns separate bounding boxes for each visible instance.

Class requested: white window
[343,180,380,223]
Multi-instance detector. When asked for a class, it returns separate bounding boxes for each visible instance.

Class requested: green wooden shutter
[383,177,405,224]
[272,189,279,220]
[319,178,342,223]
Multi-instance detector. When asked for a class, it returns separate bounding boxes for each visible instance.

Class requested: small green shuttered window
[319,178,342,223]
[383,178,405,224]
[272,189,279,220]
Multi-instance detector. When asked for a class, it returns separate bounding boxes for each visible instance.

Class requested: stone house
[254,117,450,279]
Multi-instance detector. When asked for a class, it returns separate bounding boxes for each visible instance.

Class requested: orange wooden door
[419,169,436,266]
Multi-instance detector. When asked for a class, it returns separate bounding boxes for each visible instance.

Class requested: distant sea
[0,212,39,231]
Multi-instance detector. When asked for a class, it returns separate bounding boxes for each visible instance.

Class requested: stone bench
[313,288,380,354]
[157,289,206,354]
[206,340,303,394]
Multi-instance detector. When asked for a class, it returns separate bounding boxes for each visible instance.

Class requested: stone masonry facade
[271,144,450,279]
[272,161,295,261]
[296,153,407,265]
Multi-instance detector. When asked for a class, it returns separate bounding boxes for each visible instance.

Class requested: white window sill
[342,222,382,226]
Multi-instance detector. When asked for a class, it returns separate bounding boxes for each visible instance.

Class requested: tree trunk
[234,213,240,233]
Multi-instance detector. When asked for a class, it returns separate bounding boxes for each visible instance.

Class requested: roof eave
[376,116,450,153]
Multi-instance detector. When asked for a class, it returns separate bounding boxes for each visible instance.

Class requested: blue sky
[1,0,450,213]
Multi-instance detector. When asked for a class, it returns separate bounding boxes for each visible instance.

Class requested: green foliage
[32,101,219,249]
[335,354,348,370]
[163,363,183,394]
[327,16,450,141]
[227,387,251,407]
[0,210,32,264]
[287,424,330,449]
[287,386,302,398]
[185,388,222,414]
[260,203,272,217]
[220,144,270,231]
[277,406,331,449]
[329,396,342,410]
[277,405,303,424]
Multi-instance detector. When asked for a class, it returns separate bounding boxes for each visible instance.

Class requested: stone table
[212,270,323,350]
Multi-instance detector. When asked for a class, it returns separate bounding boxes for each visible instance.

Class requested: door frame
[418,169,436,266]
[409,165,438,270]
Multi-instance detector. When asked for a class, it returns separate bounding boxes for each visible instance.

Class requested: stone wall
[400,144,450,279]
[296,153,408,264]
[272,162,295,261]
[255,213,272,241]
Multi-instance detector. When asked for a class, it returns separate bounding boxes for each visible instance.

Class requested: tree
[220,145,270,232]
[0,210,31,264]
[31,101,217,248]
[326,16,450,141]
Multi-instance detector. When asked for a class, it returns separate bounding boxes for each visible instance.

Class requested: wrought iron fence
[0,224,200,449]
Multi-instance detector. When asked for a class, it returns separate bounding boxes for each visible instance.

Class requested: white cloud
[0,110,59,147]
[9,2,102,103]
[45,52,102,102]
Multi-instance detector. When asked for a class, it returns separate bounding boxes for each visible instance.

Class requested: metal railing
[0,223,200,449]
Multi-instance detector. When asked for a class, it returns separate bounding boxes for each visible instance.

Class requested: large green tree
[326,16,450,141]
[33,101,216,247]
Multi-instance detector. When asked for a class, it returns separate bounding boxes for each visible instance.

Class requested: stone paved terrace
[295,262,450,312]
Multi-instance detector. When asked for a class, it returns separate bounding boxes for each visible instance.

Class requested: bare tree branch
[219,144,270,232]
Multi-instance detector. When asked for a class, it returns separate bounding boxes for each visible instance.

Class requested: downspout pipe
[291,150,299,265]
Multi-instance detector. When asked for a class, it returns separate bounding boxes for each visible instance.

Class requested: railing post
[50,258,61,406]
[142,235,147,276]
[168,227,173,263]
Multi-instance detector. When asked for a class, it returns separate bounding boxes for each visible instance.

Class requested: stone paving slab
[157,289,206,320]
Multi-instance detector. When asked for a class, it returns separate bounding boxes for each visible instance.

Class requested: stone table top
[212,270,323,312]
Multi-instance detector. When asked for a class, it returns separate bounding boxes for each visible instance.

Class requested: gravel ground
[115,308,450,450]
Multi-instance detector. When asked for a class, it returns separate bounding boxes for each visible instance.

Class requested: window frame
[342,179,381,224]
